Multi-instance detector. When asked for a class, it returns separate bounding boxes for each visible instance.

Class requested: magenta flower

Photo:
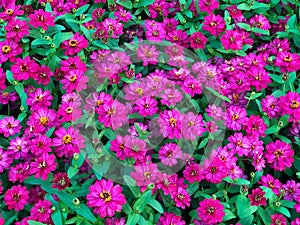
[265,140,294,171]
[130,163,159,188]
[158,212,185,225]
[245,115,267,137]
[33,65,53,85]
[9,162,31,183]
[158,109,182,139]
[5,19,29,40]
[26,88,53,111]
[282,180,300,201]
[4,185,29,211]
[96,99,128,130]
[183,163,203,183]
[160,88,183,107]
[7,137,29,159]
[30,200,52,223]
[226,106,248,130]
[158,143,182,166]
[148,0,170,18]
[202,14,226,36]
[259,174,282,196]
[31,153,57,180]
[248,188,267,206]
[137,44,160,66]
[124,136,148,160]
[274,51,300,73]
[270,214,286,225]
[86,179,126,218]
[0,4,24,21]
[145,20,166,42]
[250,15,271,34]
[0,116,22,137]
[182,112,205,141]
[279,92,300,123]
[52,172,71,190]
[61,33,89,55]
[171,186,191,209]
[29,134,52,156]
[11,56,39,81]
[221,30,243,50]
[0,40,22,63]
[135,96,158,117]
[31,108,57,129]
[0,148,13,173]
[52,126,85,158]
[28,9,55,30]
[61,71,88,93]
[247,66,272,91]
[61,56,87,73]
[190,32,208,49]
[261,95,280,119]
[196,198,225,224]
[110,135,127,160]
[198,0,219,13]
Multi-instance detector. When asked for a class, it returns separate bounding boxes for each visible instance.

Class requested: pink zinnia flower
[245,115,267,137]
[250,15,271,35]
[274,51,300,73]
[279,92,300,123]
[247,66,271,91]
[0,148,13,173]
[196,198,225,224]
[61,71,88,93]
[130,163,159,188]
[261,95,280,119]
[61,56,87,73]
[31,153,57,180]
[32,65,53,85]
[265,140,294,171]
[202,14,226,36]
[158,109,182,139]
[135,96,158,117]
[158,212,185,225]
[259,174,282,196]
[31,108,57,129]
[124,136,148,160]
[5,19,29,40]
[148,0,169,18]
[0,4,24,21]
[52,172,71,190]
[282,180,300,201]
[26,88,53,111]
[11,56,39,81]
[270,214,286,225]
[96,99,128,130]
[4,185,29,211]
[61,33,89,55]
[145,21,166,42]
[7,137,29,159]
[86,179,126,218]
[158,143,182,166]
[221,30,243,50]
[114,9,132,22]
[9,162,31,183]
[226,106,248,130]
[190,32,207,49]
[182,112,205,141]
[52,126,85,158]
[248,188,267,206]
[0,40,22,63]
[105,218,126,225]
[28,9,55,30]
[110,135,127,160]
[198,0,219,13]
[291,218,300,225]
[137,44,160,66]
[183,163,203,183]
[30,200,52,223]
[171,187,191,209]
[0,116,21,137]
[29,134,52,156]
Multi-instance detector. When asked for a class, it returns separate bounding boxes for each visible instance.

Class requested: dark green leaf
[116,0,133,9]
[75,204,97,223]
[147,198,164,213]
[124,175,141,198]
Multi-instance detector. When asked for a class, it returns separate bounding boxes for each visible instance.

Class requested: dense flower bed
[0,0,300,224]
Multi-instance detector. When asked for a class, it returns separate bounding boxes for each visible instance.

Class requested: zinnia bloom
[158,143,182,166]
[28,9,55,30]
[221,30,243,50]
[158,109,182,139]
[30,200,52,222]
[61,33,89,55]
[279,92,300,123]
[4,185,29,211]
[31,153,57,180]
[265,140,294,171]
[248,188,267,206]
[196,198,225,224]
[270,214,286,225]
[0,116,22,137]
[86,179,126,218]
[158,212,185,225]
[274,51,300,73]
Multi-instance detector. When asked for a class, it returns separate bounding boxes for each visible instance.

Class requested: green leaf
[75,4,90,16]
[75,203,97,223]
[253,170,263,184]
[223,209,236,221]
[273,206,290,218]
[127,213,140,225]
[15,83,28,112]
[236,195,258,218]
[116,0,133,9]
[270,74,284,84]
[31,38,52,47]
[67,166,79,179]
[280,200,296,208]
[28,221,47,225]
[133,190,151,212]
[45,3,52,12]
[258,207,272,225]
[205,87,231,102]
[133,0,155,8]
[80,25,91,41]
[18,112,27,122]
[234,178,251,186]
[237,3,251,10]
[237,23,251,31]
[147,198,164,213]
[238,215,254,225]
[265,125,280,134]
[6,70,15,83]
[252,27,270,35]
[124,175,141,198]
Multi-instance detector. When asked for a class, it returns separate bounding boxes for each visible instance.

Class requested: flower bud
[250,172,255,178]
[73,153,79,160]
[40,28,46,34]
[72,198,80,206]
[44,36,51,40]
[20,106,25,112]
[275,201,281,207]
[12,81,18,86]
[148,183,155,190]
[278,121,284,127]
